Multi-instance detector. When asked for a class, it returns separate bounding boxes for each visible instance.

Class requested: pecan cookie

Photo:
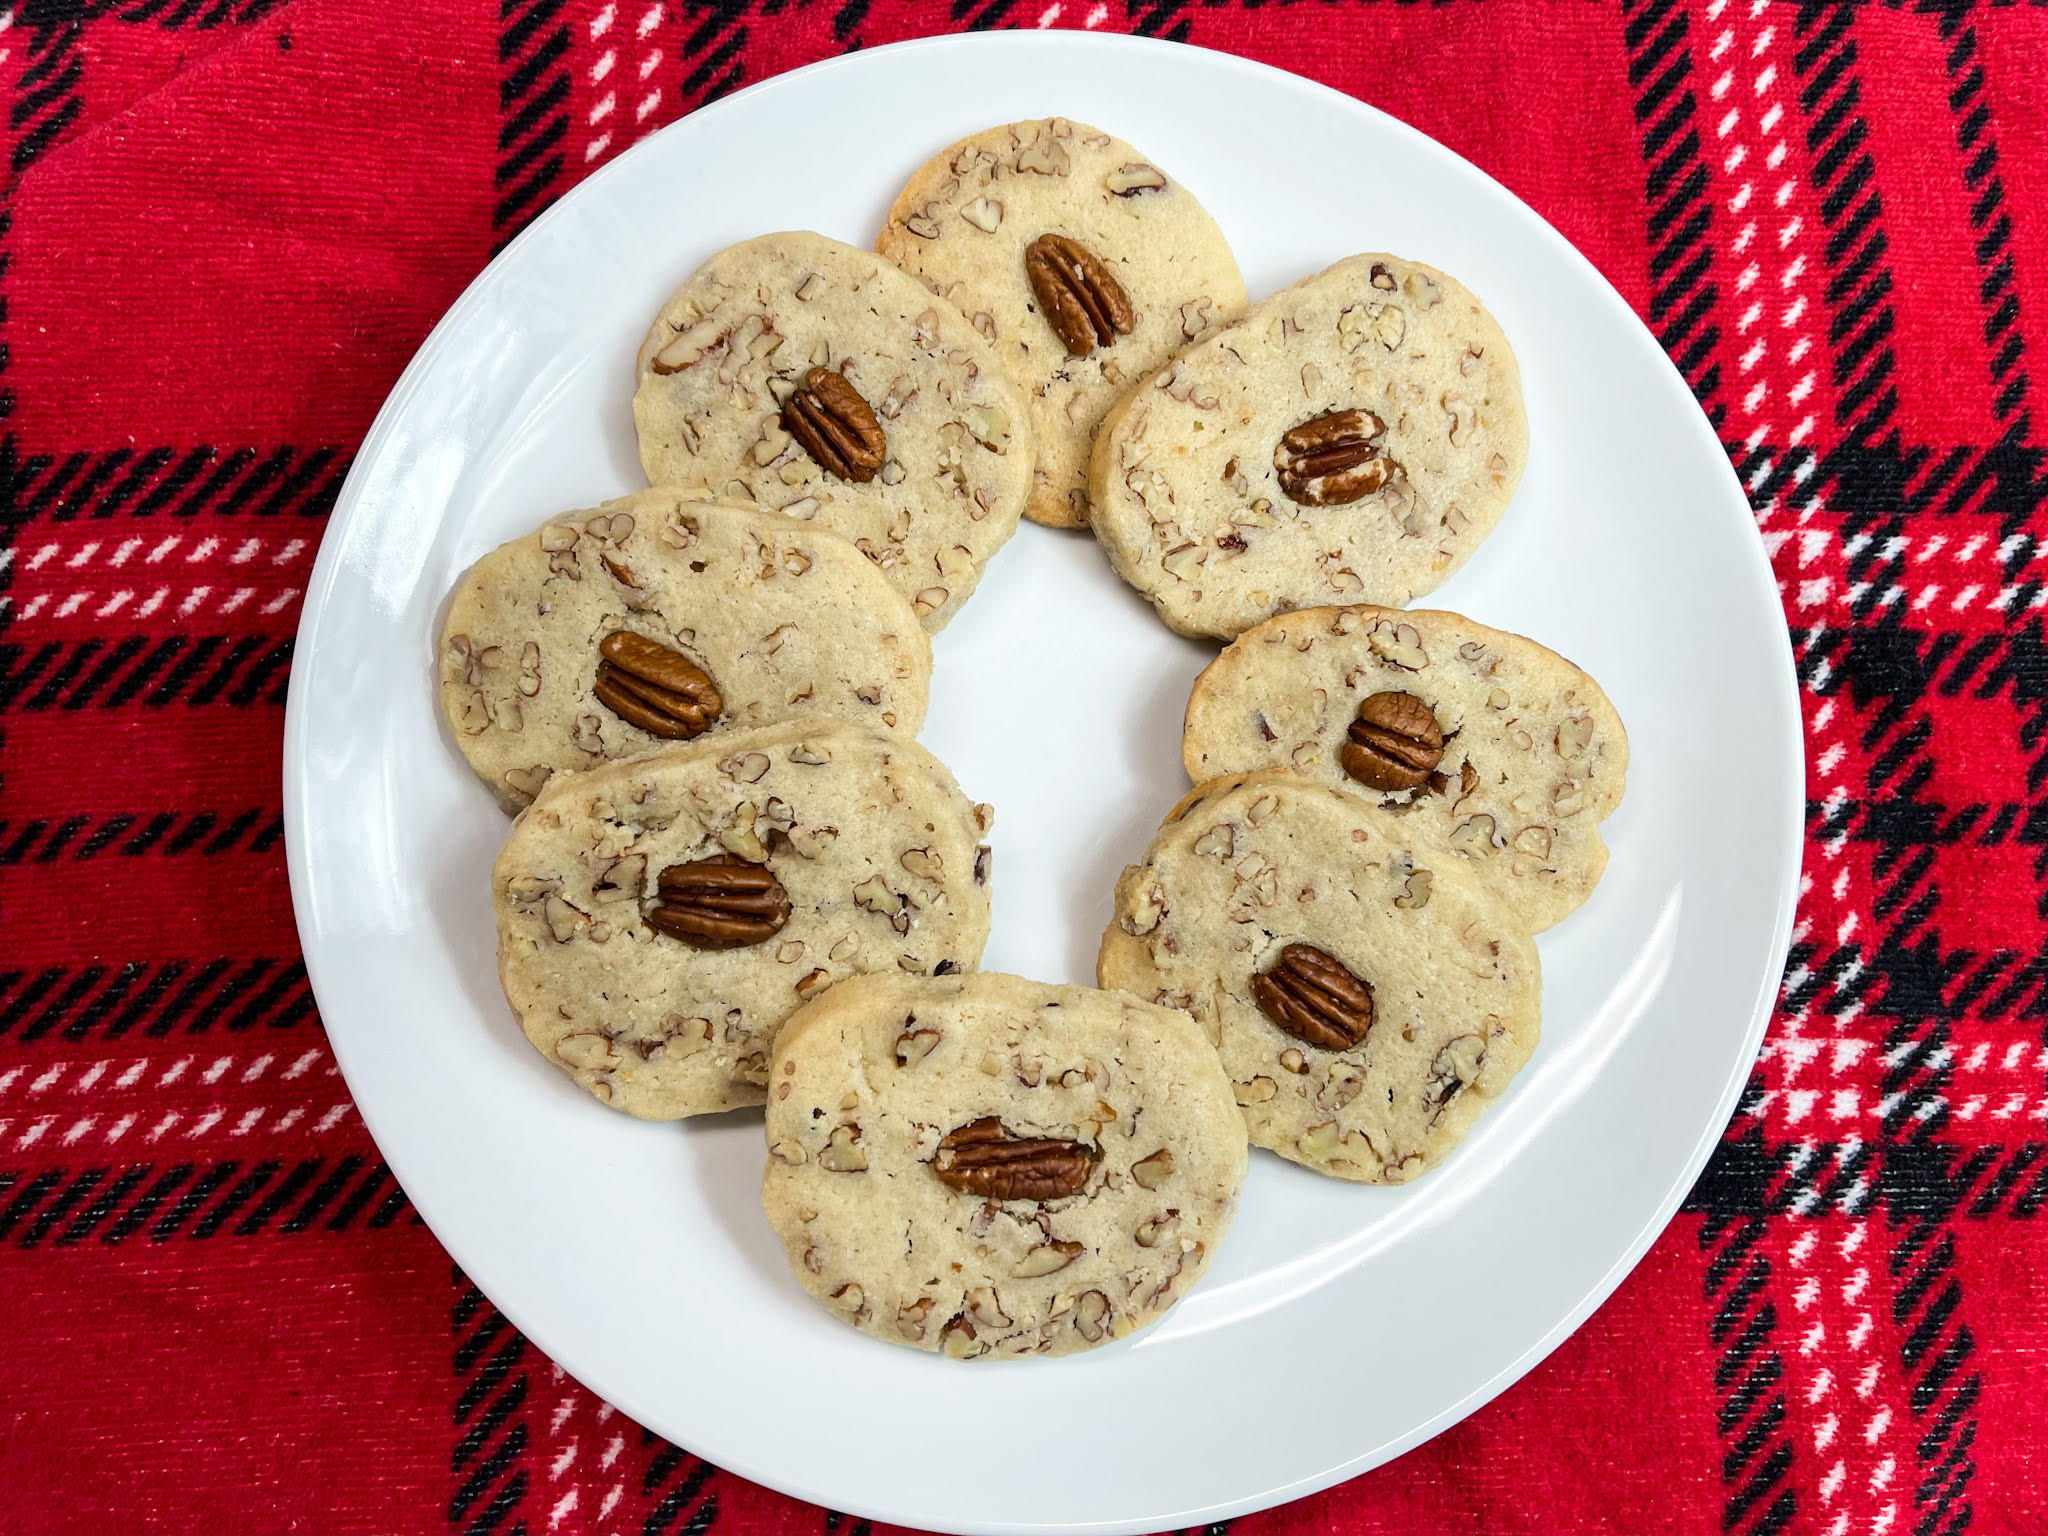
[632,231,1032,632]
[1089,253,1527,638]
[440,492,931,813]
[762,972,1246,1358]
[876,118,1246,530]
[1097,772,1541,1183]
[1183,606,1627,931]
[493,719,992,1119]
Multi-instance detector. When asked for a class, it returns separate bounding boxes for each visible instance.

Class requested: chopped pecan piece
[1424,1034,1487,1119]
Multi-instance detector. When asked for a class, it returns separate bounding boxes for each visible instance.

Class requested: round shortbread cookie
[1097,772,1541,1183]
[493,719,992,1119]
[876,118,1246,530]
[762,972,1246,1359]
[440,492,931,814]
[1089,252,1527,638]
[1183,606,1628,931]
[632,231,1031,631]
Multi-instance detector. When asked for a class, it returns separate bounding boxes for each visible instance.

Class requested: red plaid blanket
[4,2,2045,1531]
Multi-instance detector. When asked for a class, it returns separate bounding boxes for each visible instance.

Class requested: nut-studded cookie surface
[1097,772,1541,1183]
[1183,606,1628,931]
[1089,253,1527,638]
[632,231,1032,631]
[876,119,1246,530]
[762,972,1246,1358]
[440,492,931,813]
[493,719,992,1119]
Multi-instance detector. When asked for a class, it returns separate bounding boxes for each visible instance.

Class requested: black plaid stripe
[0,1154,407,1246]
[0,958,317,1041]
[1795,0,1900,456]
[1883,1140,2048,1220]
[15,0,289,28]
[675,0,765,115]
[1626,0,1724,425]
[643,1444,720,1536]
[9,20,83,176]
[497,0,573,249]
[0,808,285,863]
[451,1268,535,1536]
[1888,1219,1978,1535]
[1700,1213,1798,1536]
[1122,0,1193,41]
[1933,10,2032,431]
[0,635,295,711]
[0,443,348,527]
[1690,1134,2048,1223]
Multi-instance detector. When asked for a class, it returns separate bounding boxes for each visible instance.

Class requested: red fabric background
[2,1,2045,1532]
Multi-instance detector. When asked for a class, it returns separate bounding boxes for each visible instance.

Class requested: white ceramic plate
[284,32,1801,1534]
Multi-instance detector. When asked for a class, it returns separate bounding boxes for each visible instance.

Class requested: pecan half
[1251,944,1375,1051]
[932,1116,1093,1201]
[782,367,887,482]
[1340,691,1444,791]
[648,855,791,949]
[1024,234,1133,358]
[594,631,722,740]
[1274,409,1389,506]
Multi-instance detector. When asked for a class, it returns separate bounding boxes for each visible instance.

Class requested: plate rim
[284,30,1805,1532]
